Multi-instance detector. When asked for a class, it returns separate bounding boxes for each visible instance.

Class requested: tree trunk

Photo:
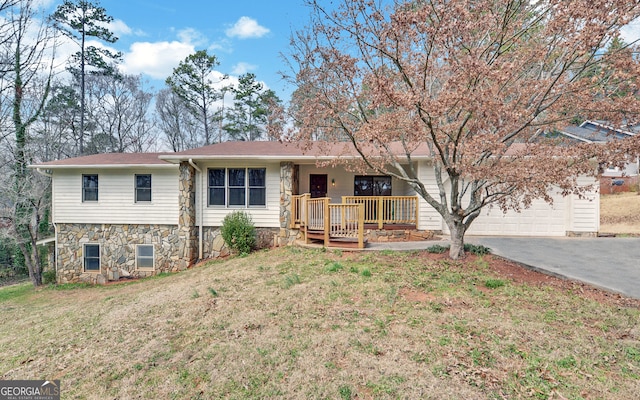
[447,220,466,260]
[19,240,42,287]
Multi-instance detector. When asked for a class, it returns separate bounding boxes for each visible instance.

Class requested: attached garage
[464,197,567,236]
[419,162,601,237]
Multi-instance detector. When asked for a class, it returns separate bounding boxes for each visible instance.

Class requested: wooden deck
[291,194,419,249]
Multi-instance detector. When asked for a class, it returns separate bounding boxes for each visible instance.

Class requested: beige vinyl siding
[52,167,179,225]
[416,162,444,231]
[465,196,567,236]
[298,164,413,203]
[567,177,600,233]
[449,176,599,236]
[299,164,349,203]
[199,161,280,228]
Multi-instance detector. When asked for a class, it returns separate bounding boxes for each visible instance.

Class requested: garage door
[447,197,567,236]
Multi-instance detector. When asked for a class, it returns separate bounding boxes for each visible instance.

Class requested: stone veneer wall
[201,226,284,259]
[279,161,301,245]
[178,161,197,265]
[56,223,190,284]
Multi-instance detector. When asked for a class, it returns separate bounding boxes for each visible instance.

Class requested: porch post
[178,161,197,267]
[280,162,297,245]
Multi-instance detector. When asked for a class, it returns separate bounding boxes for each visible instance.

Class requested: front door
[310,174,328,198]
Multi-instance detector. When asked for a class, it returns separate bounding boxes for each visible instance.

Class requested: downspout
[188,159,203,260]
[53,223,58,278]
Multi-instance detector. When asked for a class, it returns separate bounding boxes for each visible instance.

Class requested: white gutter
[188,159,204,261]
[29,163,177,170]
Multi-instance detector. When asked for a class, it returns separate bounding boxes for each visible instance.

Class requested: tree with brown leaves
[285,0,640,259]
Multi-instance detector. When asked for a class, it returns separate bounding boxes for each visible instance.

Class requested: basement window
[84,244,100,272]
[136,245,154,270]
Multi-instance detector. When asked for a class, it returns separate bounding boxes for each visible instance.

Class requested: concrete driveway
[468,236,640,299]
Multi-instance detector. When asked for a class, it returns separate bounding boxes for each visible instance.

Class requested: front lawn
[1,247,638,399]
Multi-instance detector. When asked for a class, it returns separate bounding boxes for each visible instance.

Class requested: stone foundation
[201,226,299,259]
[567,231,598,238]
[366,229,435,242]
[56,223,190,284]
[56,223,304,284]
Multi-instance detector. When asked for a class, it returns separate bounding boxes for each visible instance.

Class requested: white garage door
[450,197,567,236]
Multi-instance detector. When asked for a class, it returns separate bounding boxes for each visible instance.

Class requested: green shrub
[426,243,491,256]
[42,269,57,285]
[426,244,449,254]
[220,211,256,255]
[464,243,491,256]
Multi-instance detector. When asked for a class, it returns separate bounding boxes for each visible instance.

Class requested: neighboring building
[30,141,600,283]
[558,120,640,194]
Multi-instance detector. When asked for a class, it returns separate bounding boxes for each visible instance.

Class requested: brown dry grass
[600,192,640,234]
[1,247,639,399]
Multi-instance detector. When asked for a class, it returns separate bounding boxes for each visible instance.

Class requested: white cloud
[621,18,640,44]
[108,19,133,36]
[231,62,257,75]
[121,41,195,80]
[177,28,208,47]
[225,16,270,39]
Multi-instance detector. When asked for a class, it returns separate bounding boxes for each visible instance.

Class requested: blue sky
[39,0,640,105]
[47,0,316,102]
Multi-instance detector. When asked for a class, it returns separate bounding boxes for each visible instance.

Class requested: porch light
[331,178,335,186]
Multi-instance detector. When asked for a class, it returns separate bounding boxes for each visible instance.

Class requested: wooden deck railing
[342,195,418,229]
[328,203,365,248]
[291,193,310,228]
[290,194,419,249]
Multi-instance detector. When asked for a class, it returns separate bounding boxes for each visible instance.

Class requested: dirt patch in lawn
[600,192,640,234]
[477,254,640,308]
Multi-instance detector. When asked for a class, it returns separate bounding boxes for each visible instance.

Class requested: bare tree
[85,73,154,153]
[0,0,56,286]
[155,88,200,151]
[34,83,82,159]
[287,0,640,259]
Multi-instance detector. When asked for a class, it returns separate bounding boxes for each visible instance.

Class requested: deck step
[305,230,368,248]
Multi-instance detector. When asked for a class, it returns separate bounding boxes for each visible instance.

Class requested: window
[82,174,98,202]
[135,174,152,202]
[136,245,154,270]
[228,168,246,206]
[354,176,392,196]
[208,169,225,206]
[208,168,266,207]
[84,244,100,272]
[248,168,266,206]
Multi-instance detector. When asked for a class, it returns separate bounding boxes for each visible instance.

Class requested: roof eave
[159,155,433,162]
[27,163,178,170]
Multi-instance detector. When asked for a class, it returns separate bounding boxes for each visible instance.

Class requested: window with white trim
[84,244,100,272]
[136,245,154,270]
[208,168,266,207]
[82,174,98,202]
[135,174,152,202]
